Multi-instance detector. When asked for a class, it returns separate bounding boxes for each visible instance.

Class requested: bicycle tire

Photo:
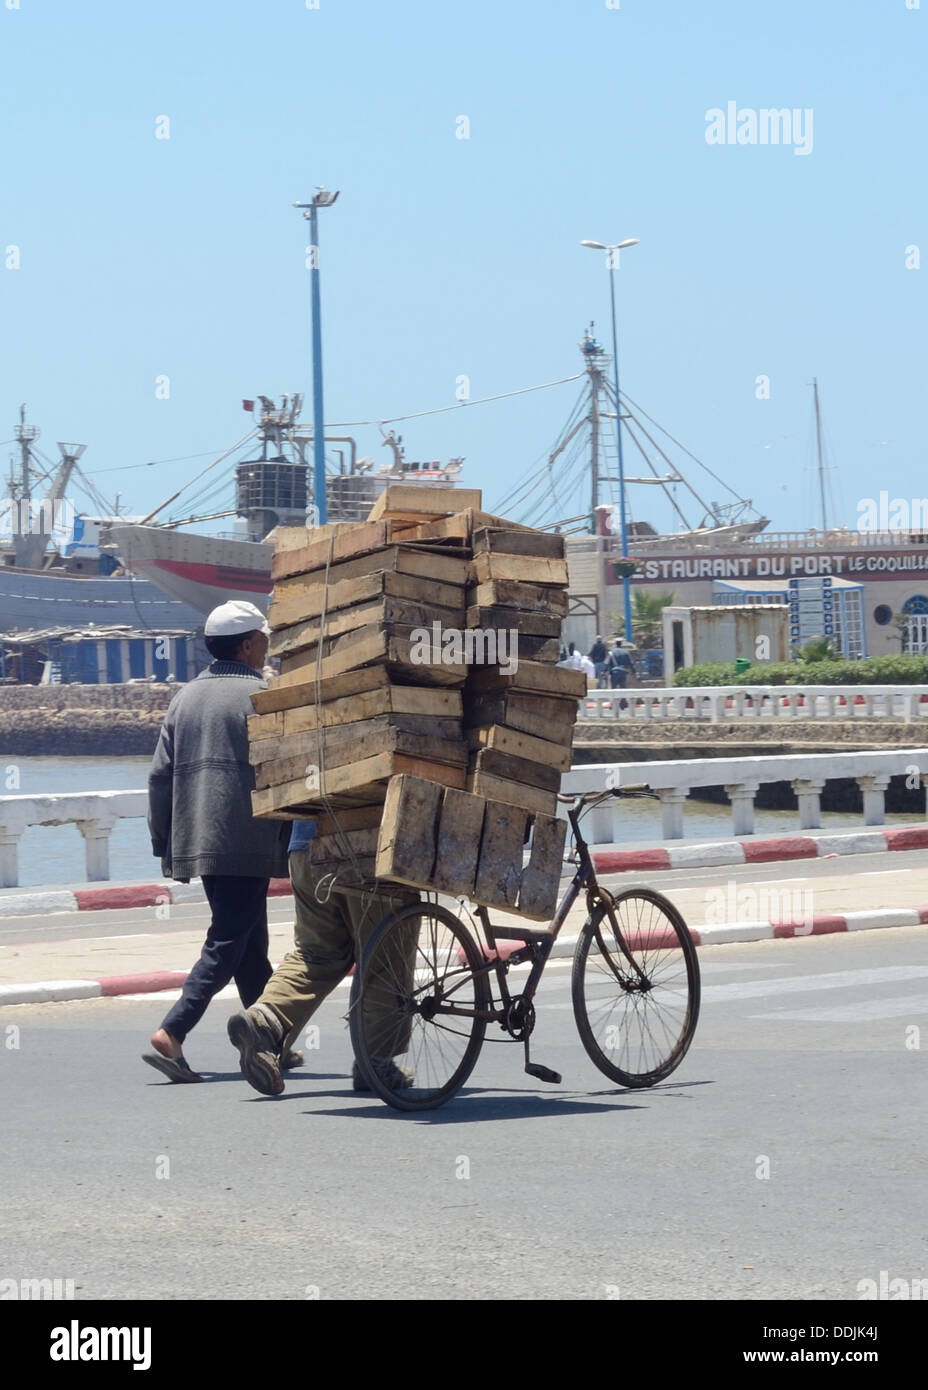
[349,901,490,1111]
[572,888,700,1088]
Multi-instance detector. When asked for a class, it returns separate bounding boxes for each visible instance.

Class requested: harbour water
[2,756,921,889]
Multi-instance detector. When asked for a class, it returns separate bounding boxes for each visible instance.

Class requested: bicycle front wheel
[572,888,700,1088]
[349,902,490,1111]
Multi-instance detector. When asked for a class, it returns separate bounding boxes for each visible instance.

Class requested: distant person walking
[589,635,609,687]
[561,641,595,681]
[143,601,290,1083]
[607,639,634,690]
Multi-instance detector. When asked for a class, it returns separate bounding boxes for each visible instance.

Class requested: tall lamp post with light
[294,188,339,525]
[581,236,639,643]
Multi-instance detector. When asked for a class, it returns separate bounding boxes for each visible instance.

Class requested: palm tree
[794,636,837,663]
[608,591,675,648]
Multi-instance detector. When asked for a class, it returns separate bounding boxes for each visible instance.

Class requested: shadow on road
[304,1089,646,1122]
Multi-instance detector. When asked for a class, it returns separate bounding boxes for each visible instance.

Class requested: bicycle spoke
[573,890,700,1087]
[351,904,489,1110]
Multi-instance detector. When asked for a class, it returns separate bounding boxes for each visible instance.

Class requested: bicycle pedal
[525,1063,562,1085]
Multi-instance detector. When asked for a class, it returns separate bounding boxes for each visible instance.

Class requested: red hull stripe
[137,557,272,593]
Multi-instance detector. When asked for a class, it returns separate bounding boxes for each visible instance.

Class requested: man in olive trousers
[227,819,420,1097]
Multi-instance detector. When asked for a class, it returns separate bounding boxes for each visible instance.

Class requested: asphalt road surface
[2,923,925,1300]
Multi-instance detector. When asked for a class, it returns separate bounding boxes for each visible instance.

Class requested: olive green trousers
[258,850,420,1063]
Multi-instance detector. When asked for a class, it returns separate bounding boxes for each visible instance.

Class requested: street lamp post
[294,188,339,525]
[581,236,639,643]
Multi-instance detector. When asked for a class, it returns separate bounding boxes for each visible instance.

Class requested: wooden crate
[249,505,575,835]
[374,775,568,920]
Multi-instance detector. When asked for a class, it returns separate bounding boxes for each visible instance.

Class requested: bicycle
[348,788,701,1111]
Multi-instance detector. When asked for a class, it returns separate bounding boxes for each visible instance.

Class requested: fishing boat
[0,407,203,633]
[503,335,926,659]
[105,394,465,615]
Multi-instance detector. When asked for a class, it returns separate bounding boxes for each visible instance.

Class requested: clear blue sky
[1,0,924,536]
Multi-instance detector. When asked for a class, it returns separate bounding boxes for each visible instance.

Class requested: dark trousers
[161,875,272,1044]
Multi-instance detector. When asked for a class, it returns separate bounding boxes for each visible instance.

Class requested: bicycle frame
[464,794,631,1028]
[352,788,701,1106]
[411,792,650,1034]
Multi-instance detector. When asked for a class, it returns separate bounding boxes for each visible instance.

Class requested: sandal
[142,1052,204,1084]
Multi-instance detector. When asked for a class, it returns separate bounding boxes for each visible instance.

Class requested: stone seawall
[0,684,179,755]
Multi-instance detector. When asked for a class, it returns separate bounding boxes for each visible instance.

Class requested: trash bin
[734,658,752,675]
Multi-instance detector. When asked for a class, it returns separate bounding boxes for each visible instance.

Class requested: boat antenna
[813,377,828,532]
[139,425,258,524]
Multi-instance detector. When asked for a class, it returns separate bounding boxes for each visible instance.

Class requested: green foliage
[793,637,837,663]
[608,591,676,650]
[671,662,738,687]
[671,654,928,687]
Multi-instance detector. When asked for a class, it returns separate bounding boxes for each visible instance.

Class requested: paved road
[2,849,926,977]
[1,925,925,1300]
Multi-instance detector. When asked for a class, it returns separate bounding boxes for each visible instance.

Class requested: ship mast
[813,377,828,533]
[586,330,601,521]
[12,405,39,564]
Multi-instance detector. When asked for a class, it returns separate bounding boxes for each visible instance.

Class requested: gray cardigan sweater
[148,659,289,880]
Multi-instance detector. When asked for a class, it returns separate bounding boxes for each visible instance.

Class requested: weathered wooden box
[373,774,568,921]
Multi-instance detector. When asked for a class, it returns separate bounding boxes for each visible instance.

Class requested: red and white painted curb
[592,824,928,876]
[0,877,294,920]
[3,905,927,1006]
[484,904,928,962]
[3,824,928,920]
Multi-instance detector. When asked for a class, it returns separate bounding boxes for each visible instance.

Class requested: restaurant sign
[606,549,928,585]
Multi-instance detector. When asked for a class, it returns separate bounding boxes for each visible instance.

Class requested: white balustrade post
[857,773,891,827]
[588,799,615,846]
[710,692,725,723]
[76,815,118,882]
[658,788,688,839]
[0,825,24,888]
[725,780,760,836]
[791,779,825,830]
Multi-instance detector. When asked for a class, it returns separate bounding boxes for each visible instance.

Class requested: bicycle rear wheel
[349,902,490,1111]
[572,888,700,1088]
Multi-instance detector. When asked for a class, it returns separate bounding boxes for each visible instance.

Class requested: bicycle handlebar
[555,788,622,809]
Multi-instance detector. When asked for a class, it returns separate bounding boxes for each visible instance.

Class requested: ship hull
[109,524,273,615]
[0,564,204,632]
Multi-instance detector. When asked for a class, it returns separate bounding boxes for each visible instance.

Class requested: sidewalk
[3,822,928,920]
[590,822,928,874]
[1,853,926,1005]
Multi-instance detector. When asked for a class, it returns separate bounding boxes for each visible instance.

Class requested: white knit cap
[204,600,270,638]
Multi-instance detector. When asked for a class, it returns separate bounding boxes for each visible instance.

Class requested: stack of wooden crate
[464,524,580,820]
[248,485,583,916]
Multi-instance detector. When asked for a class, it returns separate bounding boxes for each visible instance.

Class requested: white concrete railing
[0,791,147,888]
[561,749,928,843]
[4,746,928,883]
[577,685,928,722]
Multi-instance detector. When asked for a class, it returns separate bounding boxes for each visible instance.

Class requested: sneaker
[281,1049,303,1070]
[227,1004,285,1096]
[352,1058,415,1092]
